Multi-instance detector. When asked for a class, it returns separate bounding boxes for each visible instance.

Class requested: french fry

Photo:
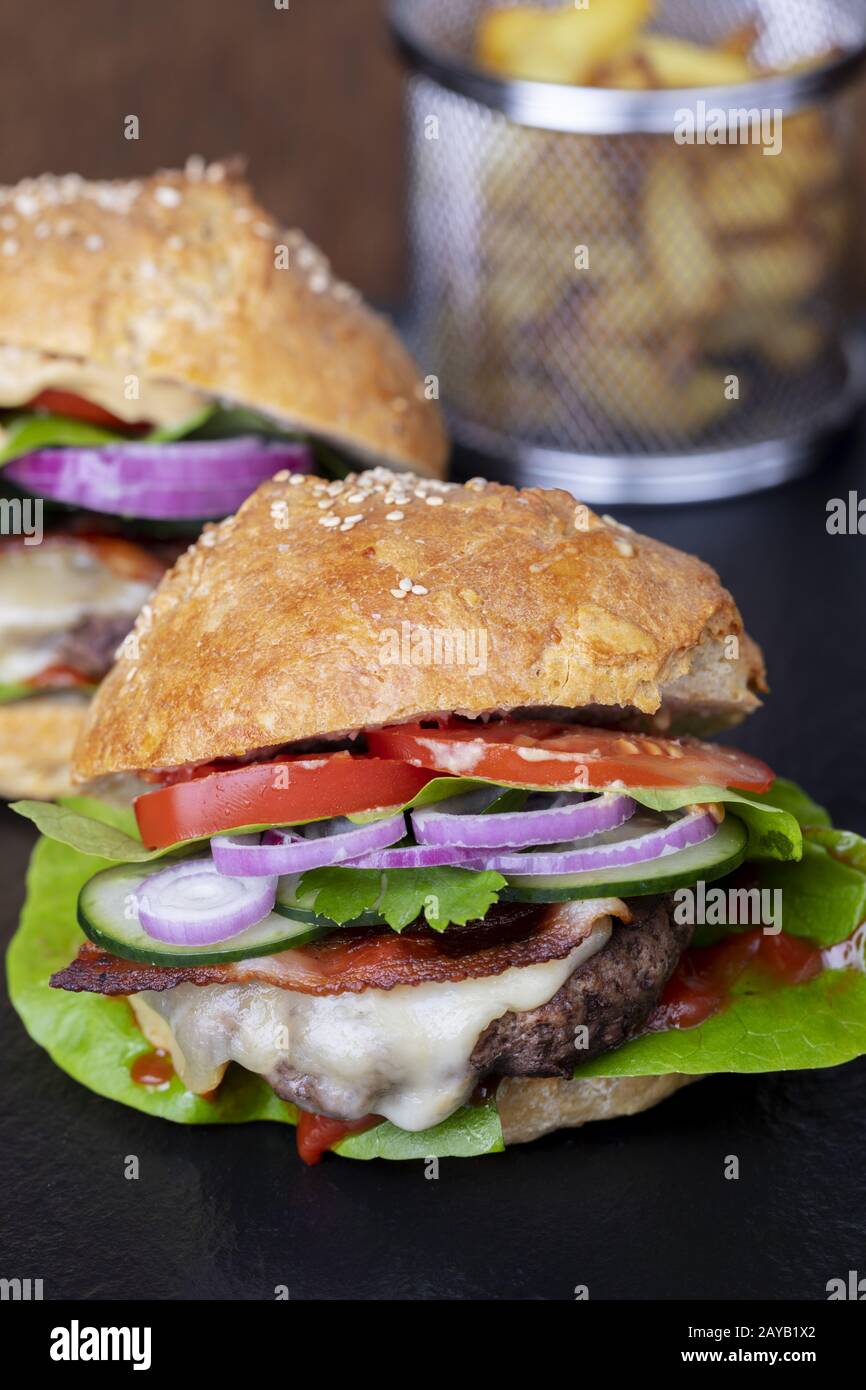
[636,34,756,87]
[811,197,850,257]
[775,112,842,192]
[593,51,655,90]
[719,21,761,61]
[475,7,547,78]
[581,276,670,340]
[759,315,826,371]
[728,234,826,308]
[644,154,725,316]
[589,343,733,432]
[476,1,654,86]
[703,155,795,233]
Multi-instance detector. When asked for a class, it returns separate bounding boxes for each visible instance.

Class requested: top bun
[0,159,447,477]
[72,469,765,780]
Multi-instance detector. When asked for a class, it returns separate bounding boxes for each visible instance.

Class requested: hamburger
[10,472,866,1163]
[0,159,446,797]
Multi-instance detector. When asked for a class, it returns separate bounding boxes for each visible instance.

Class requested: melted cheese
[133,920,612,1131]
[0,343,207,427]
[0,541,153,682]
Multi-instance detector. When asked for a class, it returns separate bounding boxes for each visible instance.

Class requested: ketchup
[130,1048,175,1089]
[295,1111,380,1166]
[648,930,823,1032]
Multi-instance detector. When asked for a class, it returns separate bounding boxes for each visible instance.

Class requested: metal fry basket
[390,0,866,502]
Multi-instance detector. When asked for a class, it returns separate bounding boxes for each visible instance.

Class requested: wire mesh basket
[391,0,866,502]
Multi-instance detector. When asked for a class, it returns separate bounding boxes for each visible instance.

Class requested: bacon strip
[51,898,631,998]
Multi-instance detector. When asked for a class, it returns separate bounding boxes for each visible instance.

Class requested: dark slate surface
[2,433,865,1301]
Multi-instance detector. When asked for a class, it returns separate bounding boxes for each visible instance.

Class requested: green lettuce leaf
[575,784,866,1079]
[628,783,802,861]
[755,843,866,947]
[0,402,290,465]
[0,414,123,463]
[297,864,506,932]
[749,777,832,829]
[11,775,502,862]
[0,682,38,704]
[6,834,501,1160]
[335,1098,503,1159]
[574,967,866,1078]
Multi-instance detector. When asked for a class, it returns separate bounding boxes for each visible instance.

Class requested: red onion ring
[135,858,277,944]
[411,791,635,849]
[466,810,719,876]
[211,812,406,877]
[5,438,310,519]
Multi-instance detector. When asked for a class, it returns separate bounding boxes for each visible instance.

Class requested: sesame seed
[289,473,305,486]
[319,515,341,528]
[425,495,444,506]
[1,238,17,256]
[390,589,408,600]
[398,577,413,591]
[84,233,103,251]
[317,499,332,510]
[154,185,182,208]
[386,511,404,522]
[185,154,206,180]
[411,584,428,595]
[347,492,365,504]
[273,470,291,482]
[344,514,363,526]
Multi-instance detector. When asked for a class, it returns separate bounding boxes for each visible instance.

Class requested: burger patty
[470,896,690,1079]
[55,612,137,681]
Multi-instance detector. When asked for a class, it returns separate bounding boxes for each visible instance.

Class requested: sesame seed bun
[72,469,765,780]
[0,694,88,799]
[0,160,447,477]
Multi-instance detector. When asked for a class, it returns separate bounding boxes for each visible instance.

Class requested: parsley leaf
[297,865,506,933]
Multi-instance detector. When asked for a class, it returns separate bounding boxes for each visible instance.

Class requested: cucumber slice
[274,874,381,928]
[501,816,747,902]
[78,861,333,965]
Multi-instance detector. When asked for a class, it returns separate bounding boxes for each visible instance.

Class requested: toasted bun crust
[0,695,88,799]
[498,1073,698,1144]
[0,161,447,477]
[73,469,764,779]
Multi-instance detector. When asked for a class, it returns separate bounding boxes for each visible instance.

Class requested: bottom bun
[0,694,149,803]
[0,694,90,800]
[497,1073,699,1145]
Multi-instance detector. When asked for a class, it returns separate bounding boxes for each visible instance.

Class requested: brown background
[0,0,406,301]
[2,0,865,308]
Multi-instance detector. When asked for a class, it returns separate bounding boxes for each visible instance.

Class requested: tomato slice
[26,388,149,432]
[134,753,438,849]
[26,663,93,691]
[366,720,775,794]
